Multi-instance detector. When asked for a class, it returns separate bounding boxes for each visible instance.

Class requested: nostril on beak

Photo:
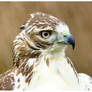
[63,35,67,38]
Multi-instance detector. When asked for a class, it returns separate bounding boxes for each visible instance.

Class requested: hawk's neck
[14,51,79,90]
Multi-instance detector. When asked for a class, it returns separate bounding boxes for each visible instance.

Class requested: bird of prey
[0,12,92,91]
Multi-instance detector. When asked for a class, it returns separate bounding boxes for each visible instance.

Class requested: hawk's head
[13,12,75,66]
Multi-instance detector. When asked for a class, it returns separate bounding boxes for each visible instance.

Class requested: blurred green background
[0,2,92,76]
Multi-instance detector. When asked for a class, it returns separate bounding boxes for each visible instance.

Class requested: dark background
[0,2,92,76]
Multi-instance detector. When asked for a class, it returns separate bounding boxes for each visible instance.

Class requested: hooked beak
[64,34,75,49]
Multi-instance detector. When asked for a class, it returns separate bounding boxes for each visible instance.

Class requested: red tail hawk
[0,12,92,91]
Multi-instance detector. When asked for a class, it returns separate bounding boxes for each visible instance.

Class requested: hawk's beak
[64,34,75,49]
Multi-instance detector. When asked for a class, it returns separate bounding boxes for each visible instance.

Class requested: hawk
[0,12,92,91]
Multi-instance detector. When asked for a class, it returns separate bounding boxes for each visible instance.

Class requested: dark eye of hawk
[40,30,52,39]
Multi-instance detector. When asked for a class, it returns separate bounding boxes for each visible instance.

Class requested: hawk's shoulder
[0,68,15,90]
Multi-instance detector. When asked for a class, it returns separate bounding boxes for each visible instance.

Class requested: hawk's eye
[40,31,51,39]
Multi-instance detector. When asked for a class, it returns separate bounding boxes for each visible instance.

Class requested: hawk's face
[22,12,75,55]
[13,12,75,66]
